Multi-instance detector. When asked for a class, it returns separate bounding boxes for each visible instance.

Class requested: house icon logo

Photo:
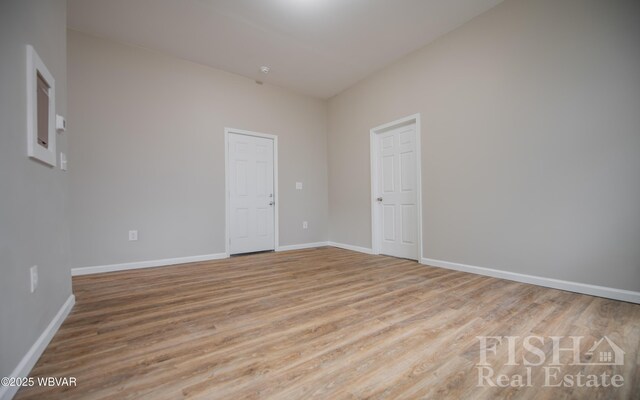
[584,336,625,366]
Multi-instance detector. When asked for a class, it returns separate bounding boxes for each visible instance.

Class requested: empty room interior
[1,0,640,399]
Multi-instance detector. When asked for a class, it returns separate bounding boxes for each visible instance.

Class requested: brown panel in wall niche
[36,71,50,149]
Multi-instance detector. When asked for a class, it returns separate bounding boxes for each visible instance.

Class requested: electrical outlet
[30,265,38,293]
[303,221,308,229]
[296,182,303,190]
[128,230,138,241]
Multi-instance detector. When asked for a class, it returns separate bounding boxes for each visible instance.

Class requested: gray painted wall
[328,0,640,291]
[68,31,329,269]
[0,0,71,378]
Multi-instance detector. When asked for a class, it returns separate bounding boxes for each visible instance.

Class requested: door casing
[225,127,279,255]
[370,114,423,260]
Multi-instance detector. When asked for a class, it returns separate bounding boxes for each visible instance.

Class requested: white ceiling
[68,0,502,99]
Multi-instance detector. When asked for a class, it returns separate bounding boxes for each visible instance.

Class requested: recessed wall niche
[26,45,56,166]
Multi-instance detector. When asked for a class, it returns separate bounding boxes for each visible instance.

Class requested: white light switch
[129,230,138,241]
[30,265,38,293]
[296,182,303,190]
[303,221,308,229]
[56,114,66,132]
[60,153,67,171]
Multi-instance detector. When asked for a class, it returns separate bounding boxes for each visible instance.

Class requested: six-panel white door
[376,124,418,260]
[228,133,275,254]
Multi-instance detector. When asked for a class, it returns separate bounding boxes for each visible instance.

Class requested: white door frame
[370,114,423,260]
[224,127,279,255]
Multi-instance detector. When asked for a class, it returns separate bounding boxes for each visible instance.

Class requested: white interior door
[228,133,275,254]
[375,124,418,260]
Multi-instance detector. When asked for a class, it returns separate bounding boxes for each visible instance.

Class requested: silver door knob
[376,197,383,202]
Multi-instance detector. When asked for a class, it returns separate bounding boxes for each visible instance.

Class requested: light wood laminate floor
[16,247,640,399]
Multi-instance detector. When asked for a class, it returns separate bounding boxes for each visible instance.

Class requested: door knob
[376,197,383,202]
[269,201,274,206]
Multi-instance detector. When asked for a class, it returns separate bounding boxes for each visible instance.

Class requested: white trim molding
[26,45,57,167]
[276,242,329,252]
[421,257,640,304]
[370,113,423,261]
[71,253,229,276]
[72,244,338,276]
[0,294,75,400]
[328,241,374,255]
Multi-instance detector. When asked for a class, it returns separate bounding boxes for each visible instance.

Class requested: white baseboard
[0,294,75,400]
[328,241,374,255]
[72,243,336,276]
[72,253,229,276]
[421,257,640,304]
[276,242,329,252]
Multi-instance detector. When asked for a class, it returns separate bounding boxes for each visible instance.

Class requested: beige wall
[68,30,328,268]
[328,0,640,291]
[0,0,71,379]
